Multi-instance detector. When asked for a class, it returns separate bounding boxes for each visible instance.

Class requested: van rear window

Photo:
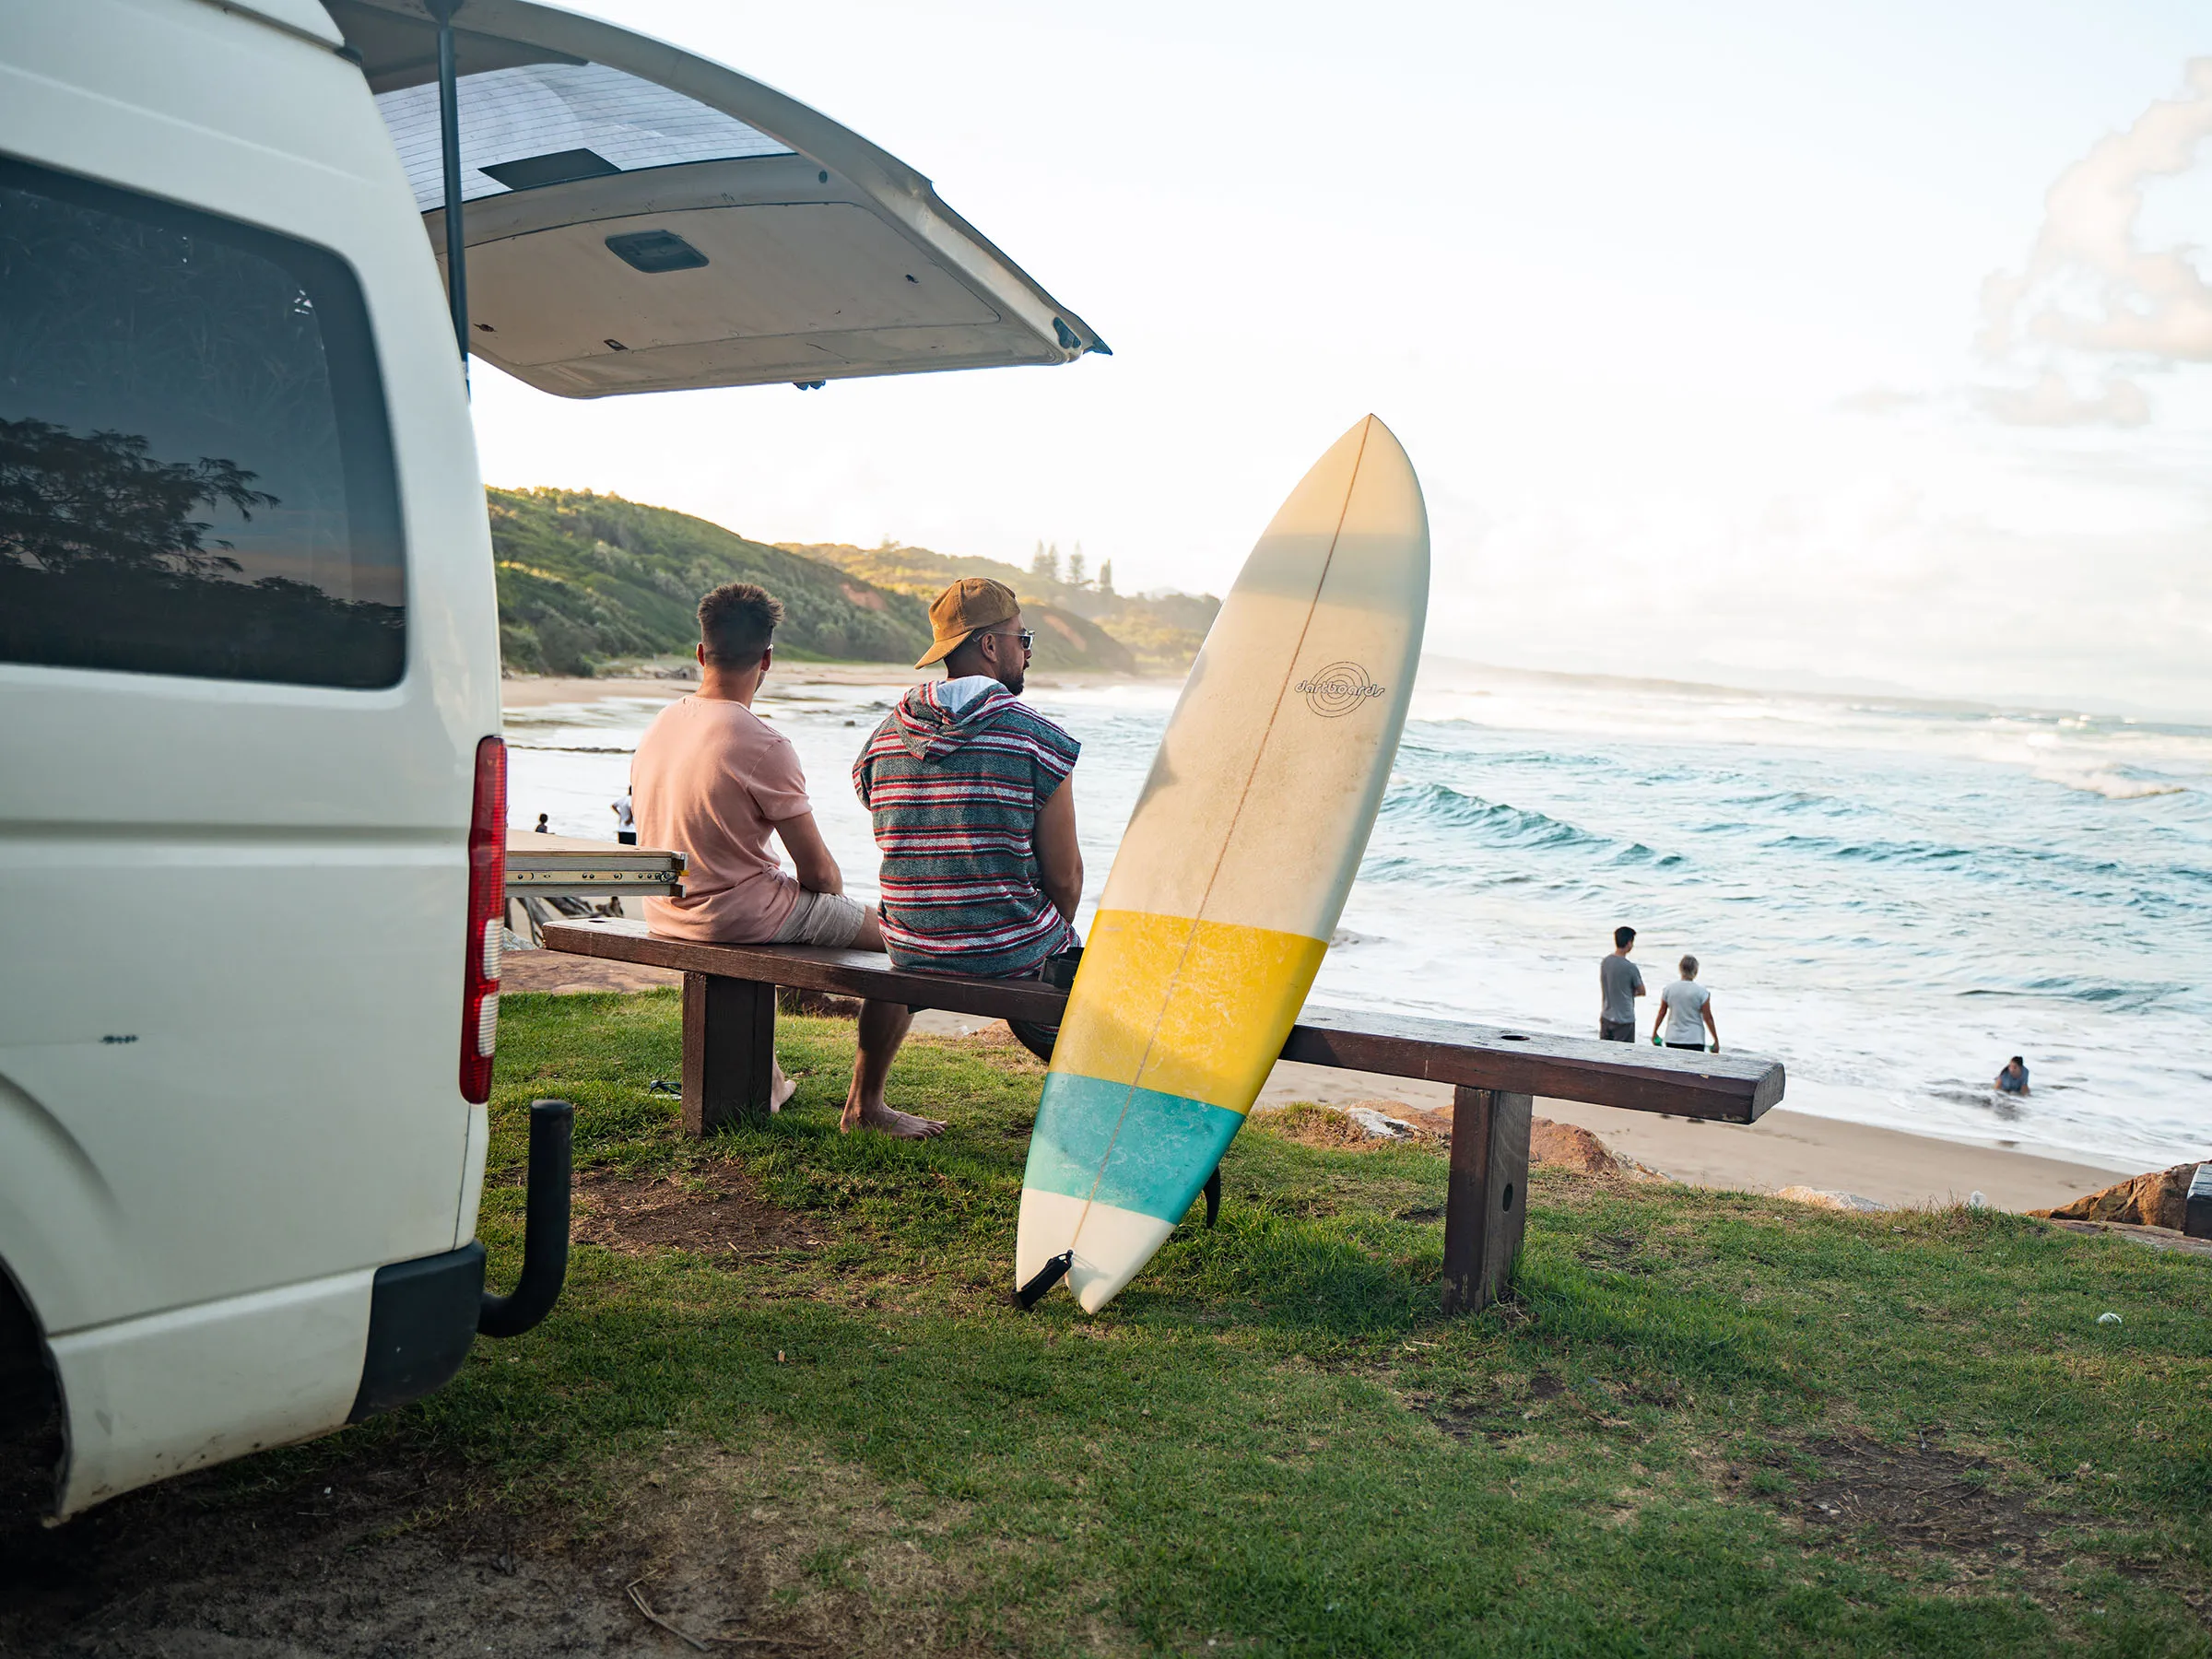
[0,159,406,688]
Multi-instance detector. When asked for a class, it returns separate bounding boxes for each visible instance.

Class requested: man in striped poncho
[849,579,1086,1137]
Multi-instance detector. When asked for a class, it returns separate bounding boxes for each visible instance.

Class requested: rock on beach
[2030,1160,2205,1231]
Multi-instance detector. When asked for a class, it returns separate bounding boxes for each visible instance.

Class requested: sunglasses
[987,628,1035,652]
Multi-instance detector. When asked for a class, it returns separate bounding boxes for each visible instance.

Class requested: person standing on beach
[631,582,883,1116]
[851,578,1085,1139]
[1599,925,1643,1041]
[612,789,636,846]
[1653,955,1719,1053]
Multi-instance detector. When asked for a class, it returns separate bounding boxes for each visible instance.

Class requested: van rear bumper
[347,1241,485,1421]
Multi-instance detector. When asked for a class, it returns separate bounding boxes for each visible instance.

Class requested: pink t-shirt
[631,696,812,943]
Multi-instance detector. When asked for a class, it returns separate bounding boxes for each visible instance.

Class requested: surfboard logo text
[1297,662,1386,718]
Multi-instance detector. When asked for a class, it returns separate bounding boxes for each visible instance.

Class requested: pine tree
[1098,559,1114,595]
[1067,544,1088,588]
[1031,540,1062,584]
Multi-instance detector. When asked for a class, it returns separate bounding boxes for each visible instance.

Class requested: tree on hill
[1098,559,1114,596]
[774,537,1227,674]
[1030,540,1060,584]
[1067,544,1088,588]
[781,537,1142,672]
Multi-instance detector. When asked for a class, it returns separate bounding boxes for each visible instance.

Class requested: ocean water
[506,664,2212,1171]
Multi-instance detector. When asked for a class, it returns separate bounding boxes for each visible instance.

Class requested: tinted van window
[0,158,405,687]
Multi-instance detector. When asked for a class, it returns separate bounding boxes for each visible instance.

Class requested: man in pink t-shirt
[635,583,935,1133]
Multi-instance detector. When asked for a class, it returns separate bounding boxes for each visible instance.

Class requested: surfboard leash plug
[1015,1252,1075,1310]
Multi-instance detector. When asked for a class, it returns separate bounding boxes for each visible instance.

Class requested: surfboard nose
[1239,418,1427,615]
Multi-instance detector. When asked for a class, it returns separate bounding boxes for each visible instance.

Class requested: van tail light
[460,735,506,1103]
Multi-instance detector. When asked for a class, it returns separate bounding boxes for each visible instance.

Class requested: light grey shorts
[771,888,870,948]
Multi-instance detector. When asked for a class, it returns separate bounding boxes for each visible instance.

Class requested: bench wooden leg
[1441,1087,1532,1314]
[681,972,776,1136]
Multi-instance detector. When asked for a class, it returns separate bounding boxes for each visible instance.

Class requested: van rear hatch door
[327,0,1107,396]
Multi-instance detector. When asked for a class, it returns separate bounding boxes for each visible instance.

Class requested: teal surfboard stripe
[1023,1073,1244,1223]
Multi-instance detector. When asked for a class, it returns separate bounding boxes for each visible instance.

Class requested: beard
[997,663,1025,696]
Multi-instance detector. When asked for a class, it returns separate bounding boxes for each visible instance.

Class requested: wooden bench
[540,916,1786,1313]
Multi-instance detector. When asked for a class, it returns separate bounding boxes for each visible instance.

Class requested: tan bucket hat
[915,577,1019,668]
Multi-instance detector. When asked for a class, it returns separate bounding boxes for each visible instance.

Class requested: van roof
[324,0,1108,396]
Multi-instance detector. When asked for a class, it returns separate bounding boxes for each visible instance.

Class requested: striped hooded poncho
[853,676,1081,977]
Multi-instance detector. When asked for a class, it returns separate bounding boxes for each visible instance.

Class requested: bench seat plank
[1282,1008,1782,1121]
[539,921,1071,1024]
[538,916,1783,1123]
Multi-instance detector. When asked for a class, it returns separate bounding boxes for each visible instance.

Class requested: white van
[0,0,1101,1523]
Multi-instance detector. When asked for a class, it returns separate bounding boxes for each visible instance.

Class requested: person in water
[1995,1056,2030,1095]
[851,578,1085,1138]
[533,813,550,833]
[1653,954,1719,1053]
[1599,924,1644,1041]
[630,582,881,1116]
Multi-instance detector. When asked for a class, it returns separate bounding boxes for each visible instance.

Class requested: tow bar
[479,1098,573,1337]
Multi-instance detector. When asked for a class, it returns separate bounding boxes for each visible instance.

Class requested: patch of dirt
[1578,1230,1656,1275]
[1422,1399,1495,1443]
[1735,1433,2061,1570]
[1406,1371,1569,1445]
[0,1437,1025,1657]
[571,1162,828,1258]
[501,951,682,994]
[924,1021,1045,1067]
[1252,1104,1665,1182]
[2041,1217,2212,1258]
[777,985,861,1018]
[1253,1102,1419,1151]
[1531,1120,1669,1182]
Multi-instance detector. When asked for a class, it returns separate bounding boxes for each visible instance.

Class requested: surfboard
[1015,415,1430,1312]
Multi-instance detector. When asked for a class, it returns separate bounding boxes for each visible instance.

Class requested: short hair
[698,582,782,665]
[1614,925,1635,948]
[1679,955,1699,978]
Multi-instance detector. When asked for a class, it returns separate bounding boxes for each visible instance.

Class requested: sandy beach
[1248,1053,2138,1212]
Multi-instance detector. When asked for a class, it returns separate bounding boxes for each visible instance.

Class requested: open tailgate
[327,0,1107,396]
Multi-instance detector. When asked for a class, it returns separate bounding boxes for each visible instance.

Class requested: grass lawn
[359,991,2207,1654]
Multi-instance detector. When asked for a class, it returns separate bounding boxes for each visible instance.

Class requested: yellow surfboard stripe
[1049,910,1328,1112]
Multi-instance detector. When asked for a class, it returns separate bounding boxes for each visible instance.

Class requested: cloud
[1833,386,1928,417]
[1429,479,2212,717]
[1973,371,2150,429]
[1976,58,2212,427]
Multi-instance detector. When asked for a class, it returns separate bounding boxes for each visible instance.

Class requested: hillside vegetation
[786,540,1218,672]
[488,490,1182,677]
[489,489,928,675]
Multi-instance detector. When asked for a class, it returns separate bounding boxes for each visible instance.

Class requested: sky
[466,0,2212,717]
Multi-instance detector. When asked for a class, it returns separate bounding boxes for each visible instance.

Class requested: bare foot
[841,1098,947,1139]
[770,1060,798,1114]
